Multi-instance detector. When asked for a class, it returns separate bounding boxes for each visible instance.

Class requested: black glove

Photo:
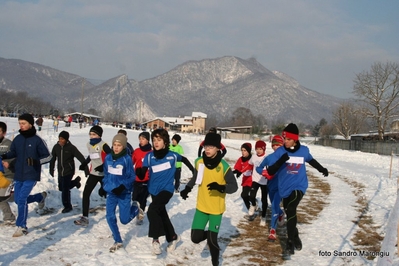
[321,168,329,177]
[135,167,144,180]
[180,186,192,200]
[207,182,226,193]
[232,169,242,178]
[94,164,104,173]
[267,153,290,175]
[49,169,54,177]
[1,153,7,160]
[27,157,39,166]
[79,163,87,171]
[98,187,107,198]
[112,184,126,195]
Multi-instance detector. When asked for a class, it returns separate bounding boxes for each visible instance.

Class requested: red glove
[262,170,274,180]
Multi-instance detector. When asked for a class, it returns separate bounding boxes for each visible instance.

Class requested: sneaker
[13,226,28,237]
[268,229,276,241]
[38,191,47,209]
[62,207,73,213]
[260,217,266,226]
[286,240,295,255]
[294,235,302,251]
[174,188,180,193]
[248,204,257,216]
[75,176,82,189]
[137,206,145,221]
[166,235,181,252]
[109,242,123,253]
[74,216,89,226]
[278,212,286,226]
[152,239,162,255]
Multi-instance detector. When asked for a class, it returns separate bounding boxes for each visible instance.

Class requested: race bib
[151,162,171,173]
[90,153,100,159]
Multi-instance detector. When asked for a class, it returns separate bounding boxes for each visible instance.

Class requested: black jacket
[49,141,86,177]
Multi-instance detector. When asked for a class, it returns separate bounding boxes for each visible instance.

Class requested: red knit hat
[272,135,284,146]
[255,140,266,151]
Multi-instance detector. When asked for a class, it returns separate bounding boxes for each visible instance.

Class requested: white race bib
[195,164,205,185]
[151,161,171,173]
[108,165,123,175]
[90,152,100,159]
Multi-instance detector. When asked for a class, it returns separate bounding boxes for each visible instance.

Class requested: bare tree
[332,101,366,139]
[353,62,399,140]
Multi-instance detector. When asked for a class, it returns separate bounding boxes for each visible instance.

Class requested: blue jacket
[103,152,135,194]
[5,133,51,182]
[256,153,279,191]
[269,145,313,198]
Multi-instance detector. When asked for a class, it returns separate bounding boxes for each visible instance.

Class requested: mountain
[0,56,342,125]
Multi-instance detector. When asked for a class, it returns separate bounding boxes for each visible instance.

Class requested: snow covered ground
[0,117,398,266]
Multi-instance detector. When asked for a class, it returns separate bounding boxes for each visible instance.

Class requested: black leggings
[191,229,220,266]
[249,182,268,217]
[82,174,103,217]
[283,190,303,241]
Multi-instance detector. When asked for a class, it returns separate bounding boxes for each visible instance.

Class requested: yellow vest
[195,157,230,215]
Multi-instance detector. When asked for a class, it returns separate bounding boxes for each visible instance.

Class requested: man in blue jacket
[1,113,52,237]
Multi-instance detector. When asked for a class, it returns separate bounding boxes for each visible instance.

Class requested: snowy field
[0,117,398,266]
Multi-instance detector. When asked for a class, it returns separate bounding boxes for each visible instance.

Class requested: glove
[49,169,54,177]
[232,170,242,178]
[27,157,39,166]
[180,186,192,200]
[321,168,329,177]
[112,184,126,195]
[94,164,104,173]
[79,163,87,171]
[262,169,274,180]
[207,182,226,193]
[1,153,7,160]
[135,167,144,180]
[98,187,107,198]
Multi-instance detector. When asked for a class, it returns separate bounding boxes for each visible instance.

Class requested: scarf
[19,127,36,138]
[140,143,152,152]
[203,150,222,169]
[153,147,169,159]
[90,138,102,146]
[241,153,252,162]
[112,149,127,160]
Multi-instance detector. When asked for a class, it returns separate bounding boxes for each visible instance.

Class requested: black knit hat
[282,123,299,141]
[59,131,69,141]
[241,142,252,154]
[90,125,103,137]
[203,133,221,149]
[19,113,34,126]
[172,134,181,144]
[139,131,150,141]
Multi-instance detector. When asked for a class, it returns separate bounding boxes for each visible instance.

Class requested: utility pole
[81,78,85,115]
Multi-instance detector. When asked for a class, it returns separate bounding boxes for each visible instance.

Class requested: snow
[0,117,398,266]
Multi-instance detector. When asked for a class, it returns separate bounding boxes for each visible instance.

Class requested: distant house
[63,112,102,124]
[142,112,207,133]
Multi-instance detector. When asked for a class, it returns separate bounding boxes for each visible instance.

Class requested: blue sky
[1,0,398,99]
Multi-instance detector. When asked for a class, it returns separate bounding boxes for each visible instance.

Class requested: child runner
[1,113,51,237]
[197,127,227,157]
[247,140,268,225]
[180,132,238,266]
[256,135,286,241]
[169,134,184,193]
[49,131,85,213]
[132,132,152,225]
[103,133,139,252]
[138,128,195,255]
[74,125,111,226]
[232,142,253,218]
[267,123,328,255]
